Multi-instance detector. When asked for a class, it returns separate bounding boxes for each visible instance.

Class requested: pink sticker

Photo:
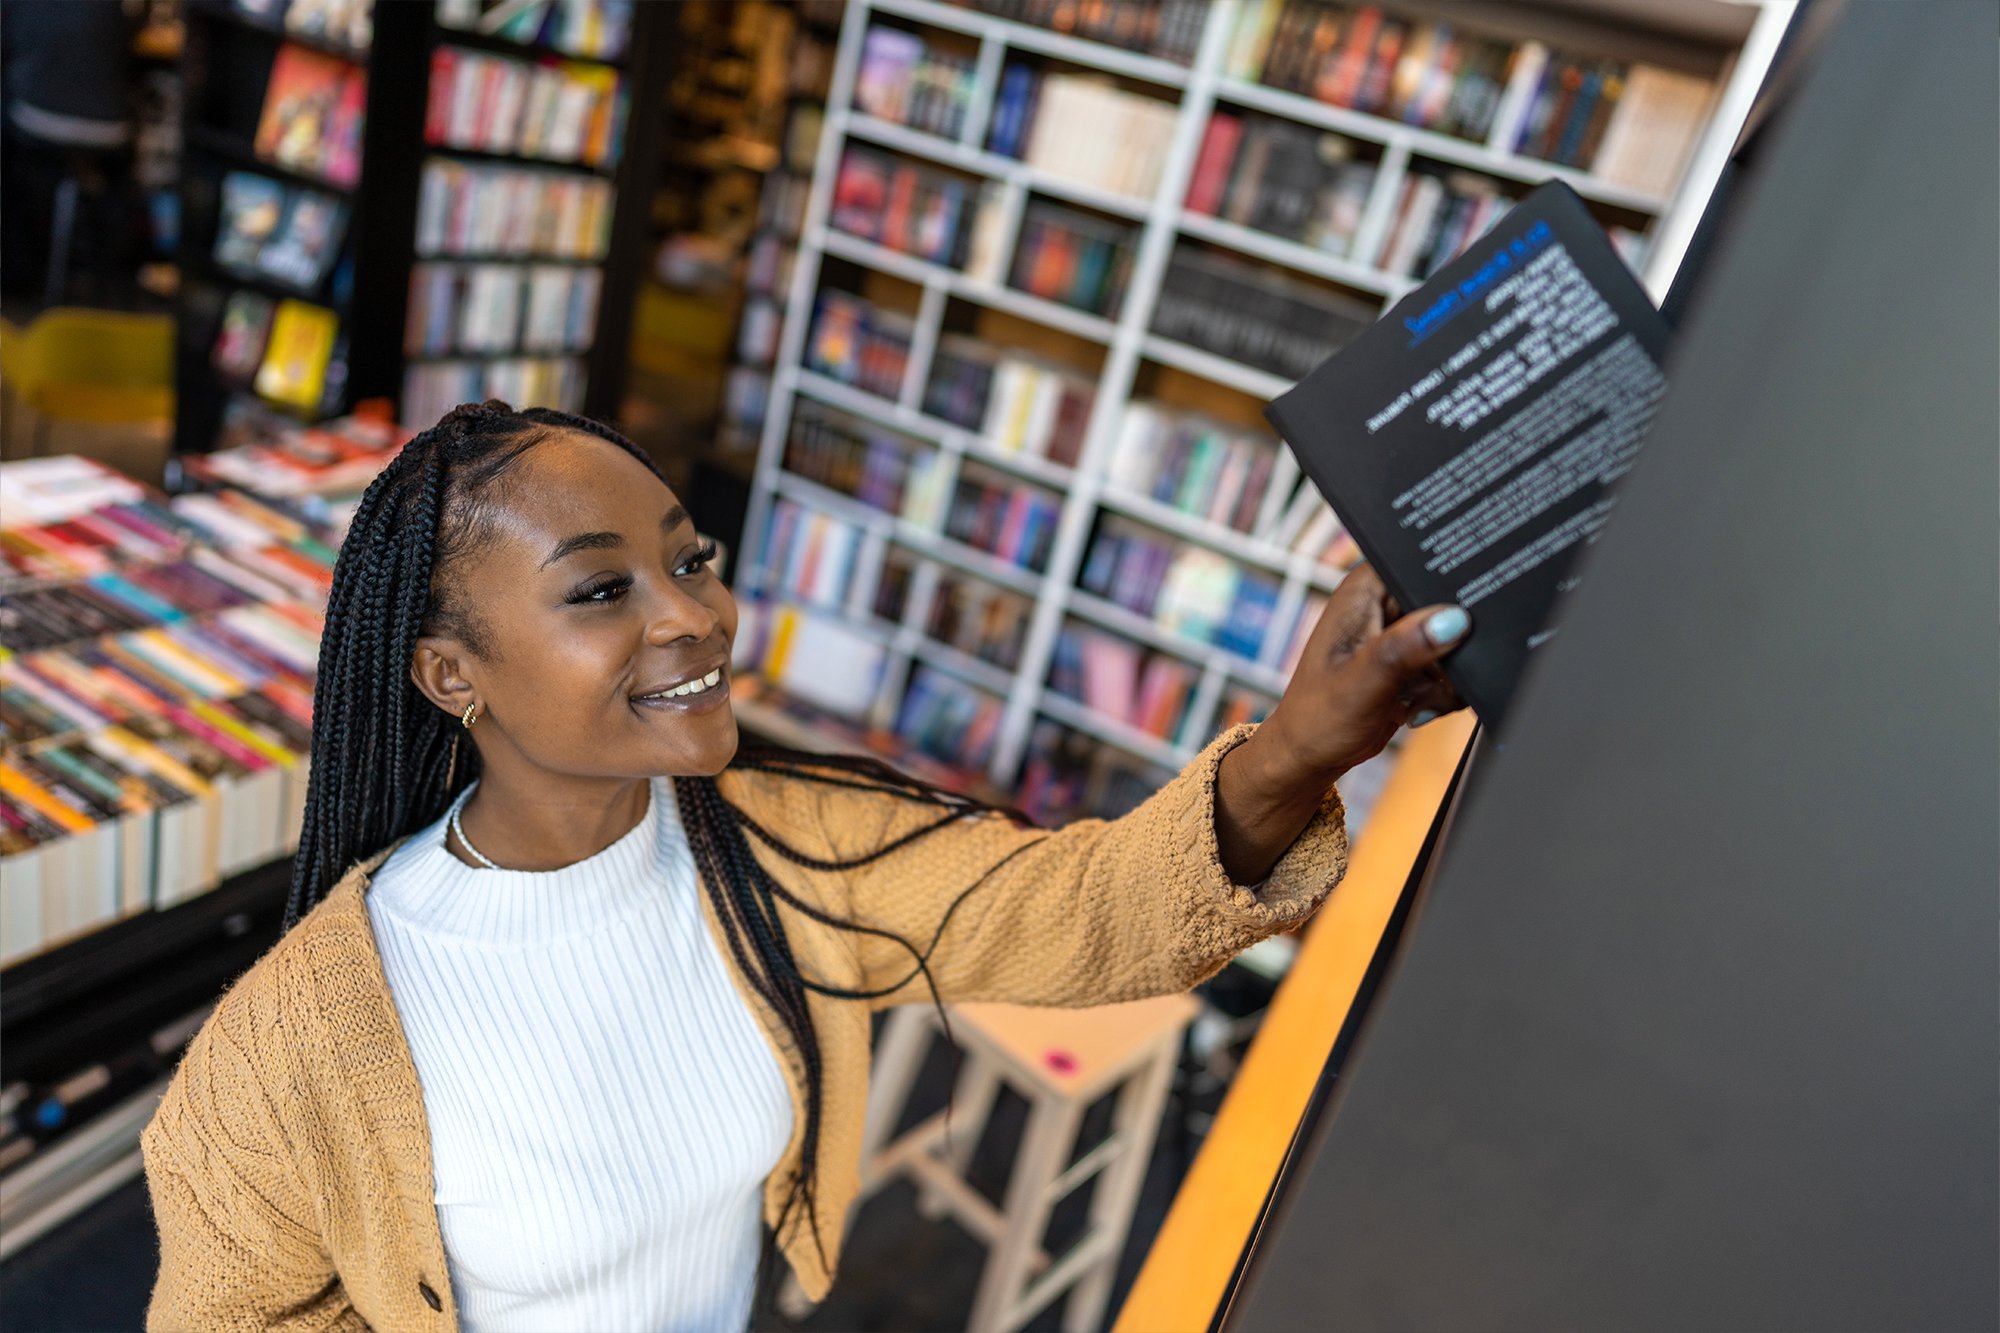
[1044,1049,1078,1075]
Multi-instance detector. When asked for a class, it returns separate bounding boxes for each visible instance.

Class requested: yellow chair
[0,308,174,457]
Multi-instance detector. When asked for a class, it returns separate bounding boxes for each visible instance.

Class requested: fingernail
[1410,710,1439,728]
[1425,607,1469,646]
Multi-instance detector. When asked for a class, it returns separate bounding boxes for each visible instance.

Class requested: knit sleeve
[819,722,1348,1009]
[141,966,360,1333]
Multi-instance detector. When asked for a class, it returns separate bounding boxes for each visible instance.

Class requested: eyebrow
[540,504,690,569]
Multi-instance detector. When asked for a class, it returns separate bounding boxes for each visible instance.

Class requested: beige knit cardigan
[139,722,1348,1332]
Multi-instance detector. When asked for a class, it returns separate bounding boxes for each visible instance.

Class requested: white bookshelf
[739,0,1792,793]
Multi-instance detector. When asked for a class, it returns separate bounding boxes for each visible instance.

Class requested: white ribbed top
[364,778,794,1333]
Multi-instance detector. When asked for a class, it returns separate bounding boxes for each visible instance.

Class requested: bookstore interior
[3,0,1992,1330]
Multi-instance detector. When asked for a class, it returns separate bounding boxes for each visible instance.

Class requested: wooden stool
[857,993,1200,1333]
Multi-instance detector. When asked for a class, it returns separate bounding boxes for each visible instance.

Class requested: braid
[285,399,1039,1285]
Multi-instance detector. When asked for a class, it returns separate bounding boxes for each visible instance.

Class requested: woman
[141,401,1466,1332]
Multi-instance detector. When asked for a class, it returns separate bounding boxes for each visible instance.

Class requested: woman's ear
[411,639,475,719]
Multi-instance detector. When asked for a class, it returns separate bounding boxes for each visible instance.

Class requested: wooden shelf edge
[1111,711,1478,1333]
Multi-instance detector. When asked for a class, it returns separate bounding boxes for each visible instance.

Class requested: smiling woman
[138,399,1471,1333]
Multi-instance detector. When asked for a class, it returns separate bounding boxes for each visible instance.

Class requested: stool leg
[1061,1035,1182,1333]
[858,1006,935,1195]
[920,1052,1003,1219]
[968,1091,1082,1333]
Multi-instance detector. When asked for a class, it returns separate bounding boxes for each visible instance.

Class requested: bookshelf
[736,0,1790,815]
[172,1,669,456]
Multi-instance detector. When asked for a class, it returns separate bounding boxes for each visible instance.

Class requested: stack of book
[925,340,1093,470]
[415,158,615,260]
[805,292,915,400]
[831,146,985,268]
[179,407,408,538]
[254,44,367,188]
[1106,402,1283,536]
[855,25,978,141]
[952,0,1208,66]
[1186,113,1377,258]
[1079,516,1283,661]
[989,68,1181,201]
[943,467,1062,573]
[1152,247,1376,379]
[433,0,633,61]
[1048,620,1199,743]
[425,46,625,168]
[1009,201,1137,317]
[404,262,604,357]
[213,170,351,294]
[0,458,345,966]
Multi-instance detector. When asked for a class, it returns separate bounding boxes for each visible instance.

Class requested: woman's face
[427,430,740,779]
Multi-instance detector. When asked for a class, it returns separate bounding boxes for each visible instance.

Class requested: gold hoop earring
[461,702,478,728]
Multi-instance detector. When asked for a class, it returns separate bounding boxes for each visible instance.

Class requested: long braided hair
[285,399,1041,1270]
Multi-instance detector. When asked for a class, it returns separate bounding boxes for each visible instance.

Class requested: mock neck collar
[365,777,688,945]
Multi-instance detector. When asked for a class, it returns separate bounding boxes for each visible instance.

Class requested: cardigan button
[419,1280,442,1311]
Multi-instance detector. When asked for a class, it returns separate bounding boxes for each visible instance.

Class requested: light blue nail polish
[1410,710,1439,728]
[1425,606,1469,645]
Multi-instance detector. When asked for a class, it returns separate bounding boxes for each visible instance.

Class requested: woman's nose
[643,583,721,645]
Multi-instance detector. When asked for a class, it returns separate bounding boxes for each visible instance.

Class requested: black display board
[1224,2,2000,1328]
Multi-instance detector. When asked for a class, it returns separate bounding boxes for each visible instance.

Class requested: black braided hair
[286,399,1042,1276]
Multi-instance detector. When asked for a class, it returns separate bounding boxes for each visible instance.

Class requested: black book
[1265,181,1671,726]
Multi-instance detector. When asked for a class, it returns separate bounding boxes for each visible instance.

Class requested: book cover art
[213,292,277,382]
[214,172,288,274]
[254,45,366,188]
[256,189,349,290]
[254,300,340,409]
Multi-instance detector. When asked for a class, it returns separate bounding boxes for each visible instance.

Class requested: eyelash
[563,539,718,605]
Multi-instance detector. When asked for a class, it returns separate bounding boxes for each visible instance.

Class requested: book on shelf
[425,46,625,168]
[254,298,341,410]
[1017,718,1171,822]
[433,0,633,62]
[855,26,978,141]
[405,262,603,358]
[993,68,1179,201]
[1048,621,1199,743]
[738,601,887,722]
[942,466,1061,573]
[952,0,1207,66]
[1266,181,1672,726]
[1008,201,1137,317]
[806,292,914,400]
[831,146,985,269]
[254,43,367,188]
[927,571,1032,672]
[1226,2,1719,198]
[1153,245,1377,380]
[1106,402,1283,536]
[402,356,585,426]
[1079,516,1283,661]
[213,292,277,383]
[415,158,615,260]
[1188,112,1377,260]
[894,664,1003,771]
[252,0,375,52]
[215,174,351,291]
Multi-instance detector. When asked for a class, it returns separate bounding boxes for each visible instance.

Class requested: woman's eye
[567,576,631,604]
[675,539,718,578]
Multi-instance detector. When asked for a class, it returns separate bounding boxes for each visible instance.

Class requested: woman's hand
[1264,563,1468,784]
[1213,565,1468,885]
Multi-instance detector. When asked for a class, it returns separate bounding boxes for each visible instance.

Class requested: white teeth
[643,668,723,701]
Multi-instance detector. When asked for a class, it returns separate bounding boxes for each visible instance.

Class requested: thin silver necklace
[448,789,500,869]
